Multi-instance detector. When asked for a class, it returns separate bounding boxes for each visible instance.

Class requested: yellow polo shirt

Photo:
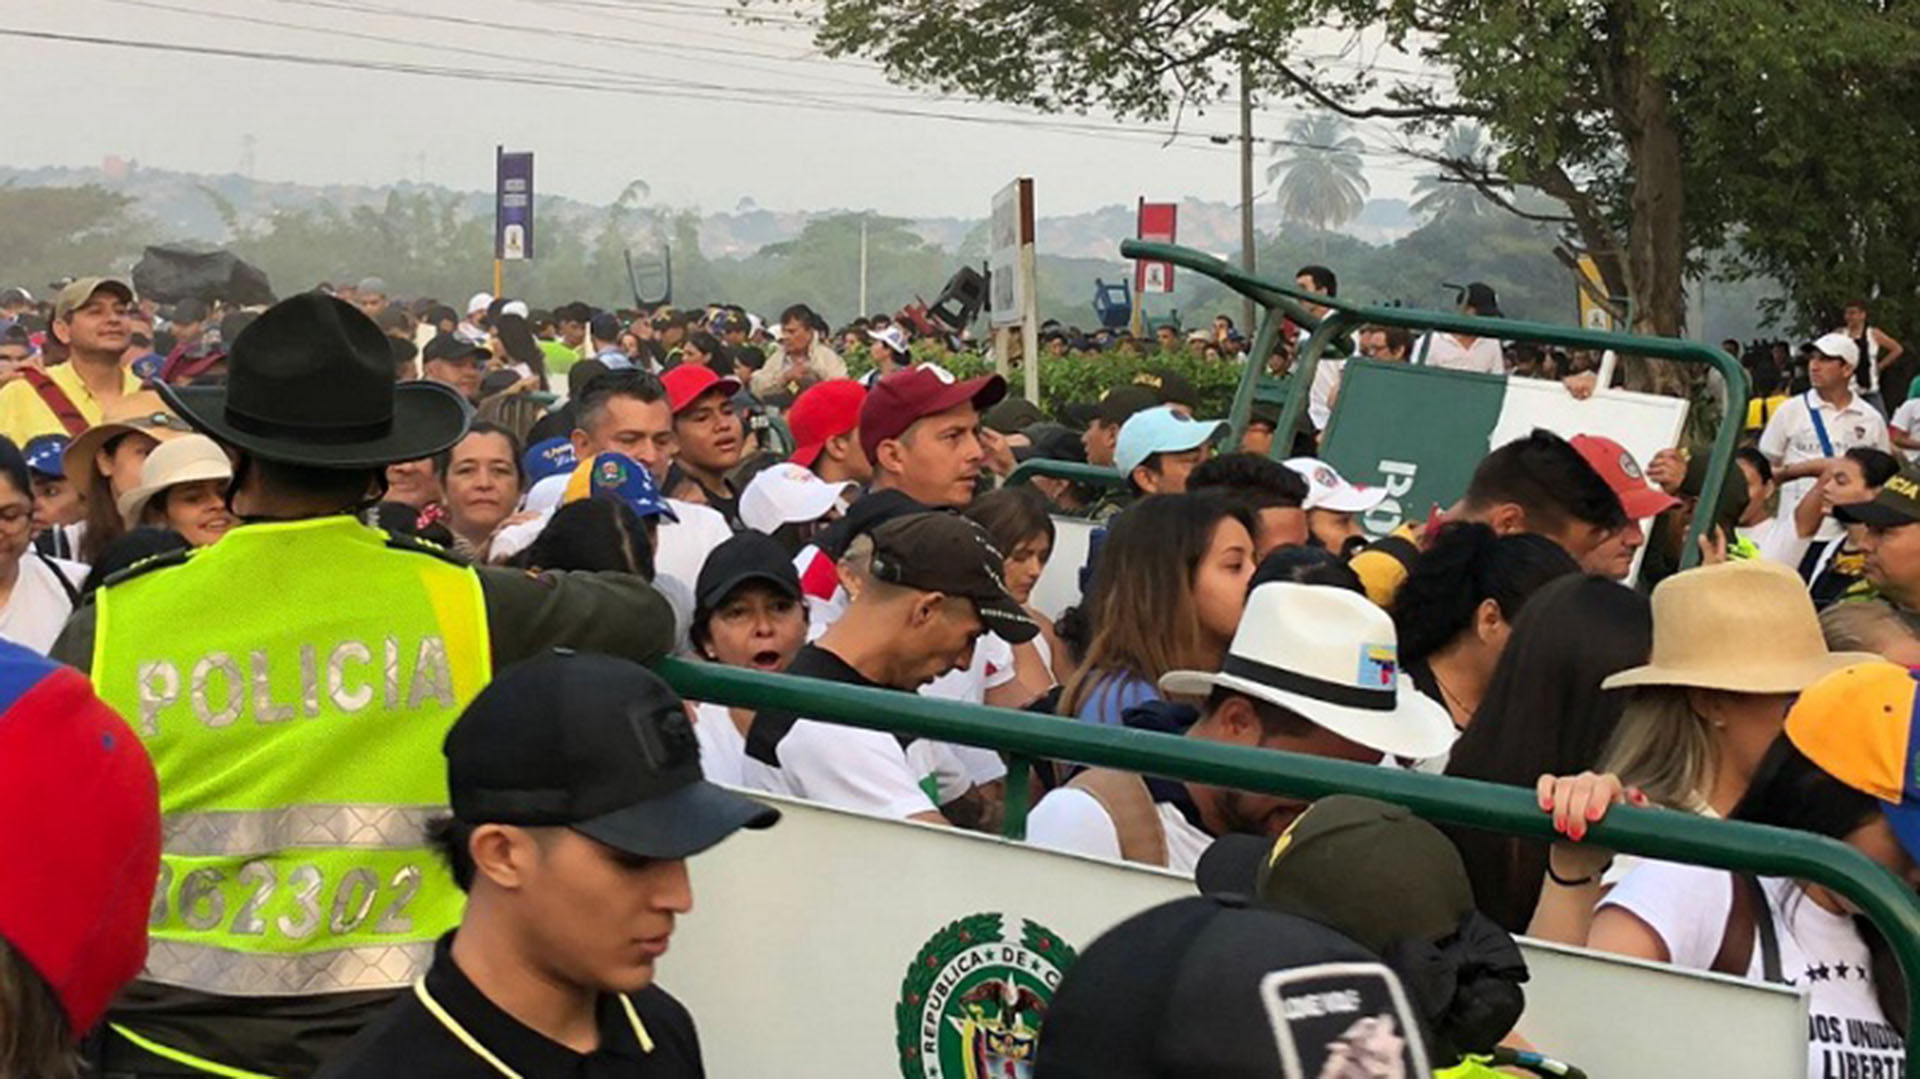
[0,362,143,445]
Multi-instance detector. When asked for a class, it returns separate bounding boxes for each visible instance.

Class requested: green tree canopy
[1268,113,1370,235]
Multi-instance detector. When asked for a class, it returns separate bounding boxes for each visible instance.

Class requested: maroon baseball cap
[787,379,867,467]
[1570,434,1681,519]
[859,367,1006,462]
[661,365,741,414]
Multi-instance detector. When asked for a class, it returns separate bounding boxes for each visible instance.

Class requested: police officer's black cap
[159,293,471,470]
[445,651,778,859]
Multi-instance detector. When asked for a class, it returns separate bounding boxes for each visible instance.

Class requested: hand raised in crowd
[979,426,1017,478]
[1561,371,1599,400]
[1697,524,1729,565]
[1646,447,1687,493]
[1536,770,1648,869]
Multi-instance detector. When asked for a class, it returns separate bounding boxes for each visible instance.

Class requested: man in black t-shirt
[319,652,779,1079]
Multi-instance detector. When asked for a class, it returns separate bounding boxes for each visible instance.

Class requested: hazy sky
[12,0,1441,218]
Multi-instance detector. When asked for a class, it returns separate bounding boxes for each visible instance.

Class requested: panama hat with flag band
[1784,661,1920,866]
[61,390,196,483]
[157,293,471,470]
[1161,581,1456,760]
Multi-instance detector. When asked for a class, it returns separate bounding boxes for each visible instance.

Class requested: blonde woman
[1528,560,1872,945]
[1819,600,1920,665]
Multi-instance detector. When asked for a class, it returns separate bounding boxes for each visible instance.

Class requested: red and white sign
[1135,200,1177,293]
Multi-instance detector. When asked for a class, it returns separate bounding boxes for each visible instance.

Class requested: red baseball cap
[859,367,1007,462]
[0,647,159,1038]
[661,365,742,414]
[1570,434,1681,520]
[787,379,867,467]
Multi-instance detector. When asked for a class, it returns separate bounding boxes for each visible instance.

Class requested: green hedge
[843,344,1248,420]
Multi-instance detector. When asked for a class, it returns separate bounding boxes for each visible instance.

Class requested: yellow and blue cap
[1785,660,1920,863]
[562,452,677,522]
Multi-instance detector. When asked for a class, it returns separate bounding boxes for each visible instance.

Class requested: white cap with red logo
[1283,457,1388,514]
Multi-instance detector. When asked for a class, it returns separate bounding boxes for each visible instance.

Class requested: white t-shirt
[1758,391,1892,541]
[1024,787,1213,873]
[0,555,85,654]
[690,700,747,788]
[921,633,1016,786]
[498,481,729,599]
[737,645,972,819]
[1890,397,1920,463]
[1602,860,1902,1078]
[1417,334,1504,375]
[1308,357,1345,431]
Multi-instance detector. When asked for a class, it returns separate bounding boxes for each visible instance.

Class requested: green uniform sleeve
[51,600,97,674]
[477,567,675,668]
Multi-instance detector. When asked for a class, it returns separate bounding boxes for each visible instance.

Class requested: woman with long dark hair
[965,486,1070,692]
[490,312,549,393]
[1060,493,1255,725]
[1443,574,1653,931]
[1390,522,1579,729]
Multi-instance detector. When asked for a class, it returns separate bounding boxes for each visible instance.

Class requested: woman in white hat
[116,434,233,548]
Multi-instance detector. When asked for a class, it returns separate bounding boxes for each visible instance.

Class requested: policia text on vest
[56,519,676,1077]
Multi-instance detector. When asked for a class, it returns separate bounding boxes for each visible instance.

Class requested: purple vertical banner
[494,147,535,260]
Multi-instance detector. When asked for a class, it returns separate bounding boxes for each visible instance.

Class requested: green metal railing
[660,655,1920,1064]
[1107,241,1749,569]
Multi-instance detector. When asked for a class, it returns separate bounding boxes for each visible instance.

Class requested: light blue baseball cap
[1115,405,1227,477]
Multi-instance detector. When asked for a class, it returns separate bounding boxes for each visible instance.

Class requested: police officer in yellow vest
[53,293,677,1078]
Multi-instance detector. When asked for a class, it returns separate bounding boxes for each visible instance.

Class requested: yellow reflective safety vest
[94,516,490,1001]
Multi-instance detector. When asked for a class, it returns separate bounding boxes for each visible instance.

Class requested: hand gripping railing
[1099,241,1749,569]
[659,655,1920,1063]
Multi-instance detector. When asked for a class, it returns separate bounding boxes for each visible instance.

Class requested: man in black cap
[317,652,777,1079]
[422,333,489,402]
[55,293,676,1078]
[742,511,1036,830]
[1034,894,1433,1079]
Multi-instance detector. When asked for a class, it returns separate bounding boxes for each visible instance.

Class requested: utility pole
[1238,58,1257,335]
[858,214,870,317]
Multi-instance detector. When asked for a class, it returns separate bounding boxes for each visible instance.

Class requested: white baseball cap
[739,462,855,535]
[1160,581,1456,759]
[1283,457,1387,514]
[500,299,530,319]
[867,326,910,356]
[1811,332,1858,366]
[1115,406,1228,476]
[466,291,494,315]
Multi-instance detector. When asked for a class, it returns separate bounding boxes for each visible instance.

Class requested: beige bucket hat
[1601,560,1876,694]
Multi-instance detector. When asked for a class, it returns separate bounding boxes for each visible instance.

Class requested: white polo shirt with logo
[1758,389,1891,542]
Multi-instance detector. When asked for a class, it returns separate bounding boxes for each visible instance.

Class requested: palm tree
[1411,125,1493,223]
[1267,113,1371,244]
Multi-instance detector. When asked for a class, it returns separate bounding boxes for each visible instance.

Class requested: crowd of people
[0,264,1914,1079]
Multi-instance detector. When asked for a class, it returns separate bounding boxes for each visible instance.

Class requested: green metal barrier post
[1118,240,1750,570]
[661,656,1920,1064]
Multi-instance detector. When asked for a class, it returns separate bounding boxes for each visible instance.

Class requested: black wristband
[1548,856,1612,887]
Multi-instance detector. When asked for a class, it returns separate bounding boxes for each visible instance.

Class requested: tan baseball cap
[53,276,136,323]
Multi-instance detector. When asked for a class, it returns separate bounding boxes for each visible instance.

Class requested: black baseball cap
[1836,463,1920,528]
[1034,896,1433,1079]
[983,396,1048,435]
[423,333,489,364]
[1063,384,1159,430]
[813,487,929,560]
[696,532,803,613]
[1133,366,1199,410]
[869,512,1039,643]
[445,651,779,859]
[1196,796,1477,956]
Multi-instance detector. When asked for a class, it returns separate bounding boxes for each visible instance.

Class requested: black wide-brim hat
[158,292,471,469]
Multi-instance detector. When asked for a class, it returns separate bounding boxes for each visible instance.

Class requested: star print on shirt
[1834,962,1852,980]
[1806,964,1832,982]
